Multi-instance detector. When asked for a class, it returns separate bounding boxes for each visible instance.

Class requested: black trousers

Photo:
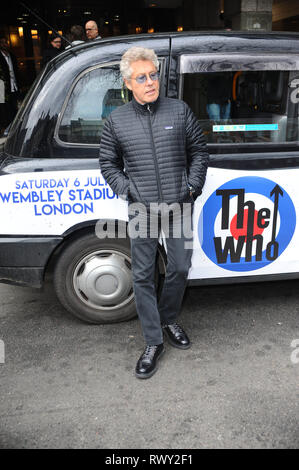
[128,203,194,345]
[0,92,18,130]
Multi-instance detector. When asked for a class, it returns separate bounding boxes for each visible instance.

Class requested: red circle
[230,209,264,241]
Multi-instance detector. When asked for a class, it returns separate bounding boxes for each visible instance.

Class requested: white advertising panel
[0,169,128,235]
[189,167,298,280]
[0,167,298,281]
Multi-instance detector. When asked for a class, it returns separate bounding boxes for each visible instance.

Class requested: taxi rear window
[57,63,130,145]
[180,54,299,147]
[57,59,164,146]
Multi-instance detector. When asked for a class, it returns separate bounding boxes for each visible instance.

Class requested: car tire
[53,231,166,324]
[53,232,137,324]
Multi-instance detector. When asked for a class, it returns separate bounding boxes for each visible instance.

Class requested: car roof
[49,30,299,68]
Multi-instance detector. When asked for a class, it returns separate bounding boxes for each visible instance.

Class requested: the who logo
[200,176,296,272]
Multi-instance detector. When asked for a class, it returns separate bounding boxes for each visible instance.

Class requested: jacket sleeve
[99,115,129,199]
[185,104,209,196]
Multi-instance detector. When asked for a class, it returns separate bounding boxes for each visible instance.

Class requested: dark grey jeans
[128,202,194,345]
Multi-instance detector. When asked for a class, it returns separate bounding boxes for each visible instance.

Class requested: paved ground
[0,278,298,449]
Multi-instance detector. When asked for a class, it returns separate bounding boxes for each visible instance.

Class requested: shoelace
[168,323,184,336]
[143,345,158,361]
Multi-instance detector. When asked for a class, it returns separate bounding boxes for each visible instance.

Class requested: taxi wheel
[53,232,136,324]
[53,232,165,324]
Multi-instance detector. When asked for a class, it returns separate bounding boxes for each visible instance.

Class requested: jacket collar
[132,95,160,114]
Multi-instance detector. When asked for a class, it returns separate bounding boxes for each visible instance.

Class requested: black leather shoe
[135,344,165,379]
[163,323,191,349]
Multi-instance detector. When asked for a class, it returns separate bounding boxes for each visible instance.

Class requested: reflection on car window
[183,70,299,145]
[58,64,131,144]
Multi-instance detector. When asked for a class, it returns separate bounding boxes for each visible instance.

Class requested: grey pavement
[0,278,298,449]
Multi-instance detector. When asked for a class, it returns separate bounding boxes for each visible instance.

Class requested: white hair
[120,46,159,80]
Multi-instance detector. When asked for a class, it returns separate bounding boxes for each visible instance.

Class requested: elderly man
[99,47,209,379]
[85,20,101,40]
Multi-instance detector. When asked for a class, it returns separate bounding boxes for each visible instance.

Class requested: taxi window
[180,54,299,147]
[58,63,131,145]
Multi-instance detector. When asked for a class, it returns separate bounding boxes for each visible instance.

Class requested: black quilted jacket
[99,96,209,205]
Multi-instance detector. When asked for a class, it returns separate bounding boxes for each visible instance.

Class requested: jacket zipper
[147,104,163,201]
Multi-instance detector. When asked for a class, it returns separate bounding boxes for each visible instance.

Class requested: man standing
[0,36,19,131]
[85,20,101,41]
[99,47,209,379]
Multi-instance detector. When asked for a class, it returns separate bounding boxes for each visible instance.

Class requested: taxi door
[178,52,299,284]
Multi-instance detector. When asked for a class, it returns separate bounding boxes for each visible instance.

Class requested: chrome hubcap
[73,249,133,310]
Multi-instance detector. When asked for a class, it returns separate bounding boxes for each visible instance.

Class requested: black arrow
[267,184,283,260]
[270,184,283,241]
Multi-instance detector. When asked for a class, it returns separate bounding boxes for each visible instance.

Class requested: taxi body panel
[0,31,299,322]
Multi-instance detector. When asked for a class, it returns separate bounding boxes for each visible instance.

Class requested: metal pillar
[224,0,273,31]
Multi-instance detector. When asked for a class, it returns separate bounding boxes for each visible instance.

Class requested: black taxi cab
[0,31,299,323]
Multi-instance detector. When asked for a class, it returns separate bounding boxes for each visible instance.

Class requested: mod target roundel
[200,176,296,272]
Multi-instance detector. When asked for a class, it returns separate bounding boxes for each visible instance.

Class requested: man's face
[0,38,9,51]
[124,60,160,105]
[85,21,98,40]
[51,38,62,49]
